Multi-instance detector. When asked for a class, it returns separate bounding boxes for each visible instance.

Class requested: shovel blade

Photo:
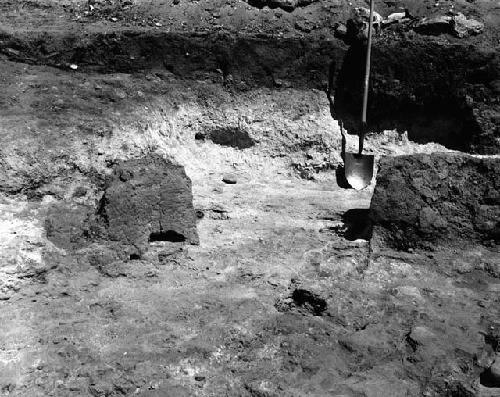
[344,152,374,190]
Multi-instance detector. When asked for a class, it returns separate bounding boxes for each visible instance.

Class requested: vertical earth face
[371,153,500,250]
[95,155,199,251]
[0,1,499,396]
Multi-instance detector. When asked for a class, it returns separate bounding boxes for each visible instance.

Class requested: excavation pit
[0,1,499,396]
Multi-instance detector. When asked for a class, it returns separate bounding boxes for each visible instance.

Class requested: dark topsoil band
[0,29,498,154]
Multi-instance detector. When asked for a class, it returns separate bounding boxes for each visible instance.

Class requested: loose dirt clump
[371,153,500,250]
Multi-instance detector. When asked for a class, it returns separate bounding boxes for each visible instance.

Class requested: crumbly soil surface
[0,1,499,397]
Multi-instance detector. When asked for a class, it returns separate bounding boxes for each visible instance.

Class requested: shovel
[344,0,375,190]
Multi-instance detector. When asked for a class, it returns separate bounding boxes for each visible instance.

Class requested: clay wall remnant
[370,153,500,250]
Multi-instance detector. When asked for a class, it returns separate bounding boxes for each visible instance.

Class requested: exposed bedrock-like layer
[1,30,498,153]
[370,153,500,251]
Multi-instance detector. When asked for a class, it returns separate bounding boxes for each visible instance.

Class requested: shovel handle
[360,0,374,155]
[359,122,366,155]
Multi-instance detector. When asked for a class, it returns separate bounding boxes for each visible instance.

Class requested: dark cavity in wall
[480,367,500,388]
[149,230,186,243]
[196,127,255,149]
[291,288,327,316]
[342,209,373,241]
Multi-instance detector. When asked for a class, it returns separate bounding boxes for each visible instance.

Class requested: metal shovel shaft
[359,0,374,155]
[344,0,375,190]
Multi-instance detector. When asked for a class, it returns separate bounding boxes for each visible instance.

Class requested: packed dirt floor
[0,1,499,396]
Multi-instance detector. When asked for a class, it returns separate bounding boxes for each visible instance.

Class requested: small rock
[451,13,484,38]
[397,285,424,301]
[406,326,437,350]
[354,7,383,27]
[334,23,347,37]
[69,64,78,70]
[5,48,20,56]
[222,174,237,184]
[385,12,407,23]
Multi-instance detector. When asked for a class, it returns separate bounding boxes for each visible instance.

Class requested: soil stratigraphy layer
[0,0,498,153]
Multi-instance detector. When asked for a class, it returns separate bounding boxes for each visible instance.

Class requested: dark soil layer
[371,153,500,250]
[332,39,499,154]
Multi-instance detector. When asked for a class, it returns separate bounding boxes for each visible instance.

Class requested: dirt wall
[1,27,497,153]
[371,153,500,250]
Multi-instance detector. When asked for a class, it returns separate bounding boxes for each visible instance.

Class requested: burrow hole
[149,230,186,243]
[195,127,255,149]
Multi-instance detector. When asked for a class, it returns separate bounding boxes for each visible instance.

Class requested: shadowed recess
[196,126,255,149]
[335,165,351,189]
[149,230,186,243]
[342,209,373,241]
[291,288,327,316]
[480,367,500,388]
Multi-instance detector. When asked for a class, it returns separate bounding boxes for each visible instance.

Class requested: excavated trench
[0,26,497,256]
[1,11,500,396]
[2,27,497,257]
